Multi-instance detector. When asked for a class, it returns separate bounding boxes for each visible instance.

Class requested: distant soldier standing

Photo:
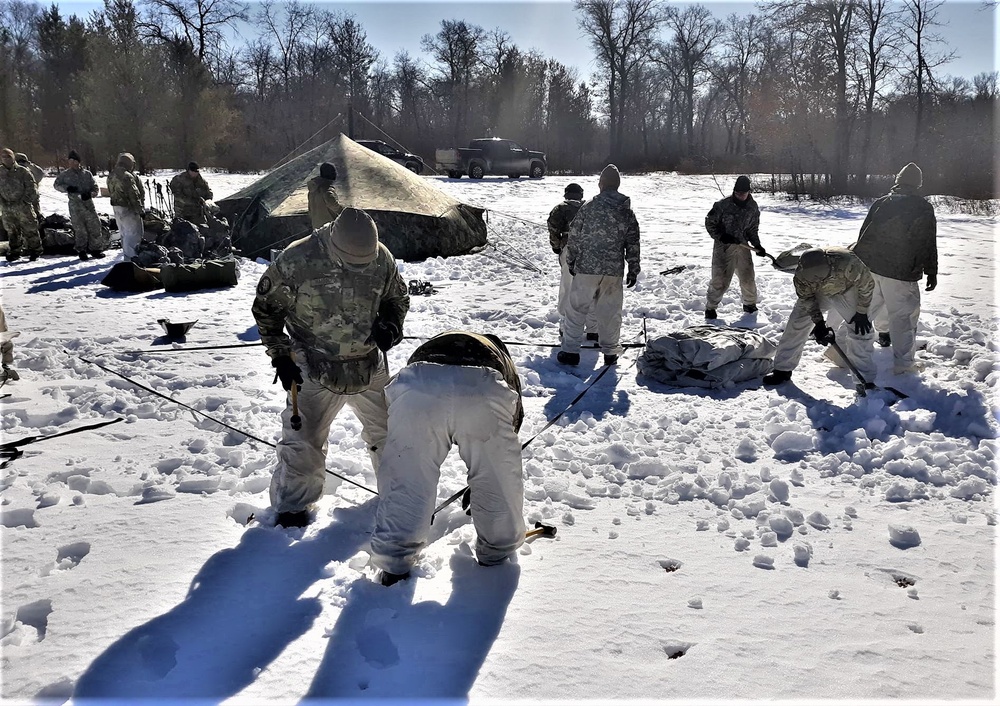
[14,152,43,217]
[170,161,213,225]
[851,162,937,375]
[548,182,597,341]
[53,150,105,261]
[0,148,42,262]
[307,162,344,229]
[107,153,146,261]
[251,207,409,529]
[704,175,767,319]
[558,164,641,367]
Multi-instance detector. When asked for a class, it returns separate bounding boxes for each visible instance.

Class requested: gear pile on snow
[638,324,777,388]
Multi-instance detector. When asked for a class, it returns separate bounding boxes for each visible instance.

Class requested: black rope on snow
[76,354,379,496]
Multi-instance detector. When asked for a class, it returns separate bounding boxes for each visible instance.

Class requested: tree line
[1,0,994,197]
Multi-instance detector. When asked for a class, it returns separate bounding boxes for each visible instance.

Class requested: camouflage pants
[1,204,41,257]
[69,198,104,253]
[0,303,12,366]
[706,241,758,309]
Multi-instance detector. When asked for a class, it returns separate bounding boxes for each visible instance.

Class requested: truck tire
[469,163,485,179]
[405,161,421,173]
[530,162,545,179]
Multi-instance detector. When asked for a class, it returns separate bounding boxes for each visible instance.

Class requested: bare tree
[899,0,955,157]
[853,0,901,184]
[421,19,486,143]
[575,0,662,162]
[139,0,247,64]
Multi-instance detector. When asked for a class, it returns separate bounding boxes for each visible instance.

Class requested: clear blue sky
[59,0,997,80]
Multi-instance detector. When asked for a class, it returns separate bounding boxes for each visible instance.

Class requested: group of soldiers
[0,147,215,264]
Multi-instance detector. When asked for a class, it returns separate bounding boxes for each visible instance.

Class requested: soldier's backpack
[161,219,204,261]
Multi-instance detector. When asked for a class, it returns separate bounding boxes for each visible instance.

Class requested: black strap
[0,417,124,451]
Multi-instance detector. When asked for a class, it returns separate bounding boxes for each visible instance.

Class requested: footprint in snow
[356,626,400,669]
[39,542,91,576]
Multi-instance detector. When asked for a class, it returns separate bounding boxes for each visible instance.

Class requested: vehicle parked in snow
[435,138,546,179]
[356,139,424,174]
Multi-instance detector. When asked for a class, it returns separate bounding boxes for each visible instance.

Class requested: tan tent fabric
[218,134,487,261]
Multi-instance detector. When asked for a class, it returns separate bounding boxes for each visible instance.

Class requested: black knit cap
[320,162,337,180]
[734,175,752,193]
[67,149,81,162]
[564,182,583,198]
[188,161,199,171]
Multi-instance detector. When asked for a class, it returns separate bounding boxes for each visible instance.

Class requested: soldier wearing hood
[307,162,344,228]
[548,182,598,341]
[53,150,105,260]
[369,330,525,586]
[0,148,41,262]
[851,162,937,375]
[251,207,409,529]
[763,247,876,387]
[704,174,767,319]
[107,152,145,261]
[558,164,641,367]
[13,152,43,218]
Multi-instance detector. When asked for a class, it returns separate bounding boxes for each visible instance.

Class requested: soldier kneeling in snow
[369,330,525,586]
[763,247,876,388]
[251,208,409,529]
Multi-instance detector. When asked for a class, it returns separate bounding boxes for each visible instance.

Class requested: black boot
[78,252,89,261]
[275,510,310,528]
[5,253,19,262]
[705,309,717,319]
[377,569,411,587]
[743,304,758,313]
[90,251,106,259]
[604,354,618,365]
[586,332,600,342]
[556,351,580,366]
[877,332,891,348]
[763,370,793,385]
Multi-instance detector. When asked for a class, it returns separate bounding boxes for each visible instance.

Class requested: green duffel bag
[159,260,239,293]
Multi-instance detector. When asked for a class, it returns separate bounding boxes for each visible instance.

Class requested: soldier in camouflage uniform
[548,182,597,339]
[0,303,19,383]
[763,247,876,387]
[252,207,409,528]
[369,330,525,585]
[14,152,43,217]
[169,162,213,225]
[559,164,641,367]
[704,175,767,318]
[307,162,343,229]
[53,150,105,260]
[0,148,42,262]
[107,153,145,261]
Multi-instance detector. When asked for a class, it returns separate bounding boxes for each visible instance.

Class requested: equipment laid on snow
[157,319,197,339]
[826,334,870,398]
[638,324,777,389]
[0,418,125,465]
[748,243,815,272]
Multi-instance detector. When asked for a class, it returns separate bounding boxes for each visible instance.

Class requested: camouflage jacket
[307,176,344,229]
[566,190,641,278]
[0,163,38,209]
[252,225,410,394]
[705,195,761,248]
[170,172,213,221]
[793,247,875,324]
[17,159,43,185]
[851,185,937,282]
[408,330,524,432]
[547,198,583,252]
[107,167,145,212]
[53,168,98,199]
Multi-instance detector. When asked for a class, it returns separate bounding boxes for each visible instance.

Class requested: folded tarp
[638,324,777,388]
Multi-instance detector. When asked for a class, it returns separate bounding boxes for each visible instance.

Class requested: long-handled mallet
[525,521,557,540]
[824,332,869,397]
[290,382,302,431]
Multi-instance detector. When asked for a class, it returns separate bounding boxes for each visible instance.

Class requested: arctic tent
[217,134,487,261]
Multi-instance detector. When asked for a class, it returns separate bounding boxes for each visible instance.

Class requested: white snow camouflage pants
[772,287,876,382]
[558,249,597,333]
[369,362,525,574]
[113,205,144,261]
[269,360,390,513]
[561,273,624,355]
[706,241,758,310]
[868,273,921,370]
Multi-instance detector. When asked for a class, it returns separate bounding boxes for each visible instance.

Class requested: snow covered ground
[1,171,996,704]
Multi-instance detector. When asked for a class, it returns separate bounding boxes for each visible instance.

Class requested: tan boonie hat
[329,207,378,265]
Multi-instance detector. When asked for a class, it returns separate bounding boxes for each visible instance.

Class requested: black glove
[66,185,78,194]
[849,312,872,335]
[371,318,401,352]
[925,273,937,291]
[568,263,576,277]
[272,355,303,391]
[626,270,638,288]
[460,487,472,516]
[754,246,768,257]
[552,247,561,255]
[811,320,835,345]
[80,190,92,202]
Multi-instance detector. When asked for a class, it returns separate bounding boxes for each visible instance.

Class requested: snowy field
[1,171,996,704]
